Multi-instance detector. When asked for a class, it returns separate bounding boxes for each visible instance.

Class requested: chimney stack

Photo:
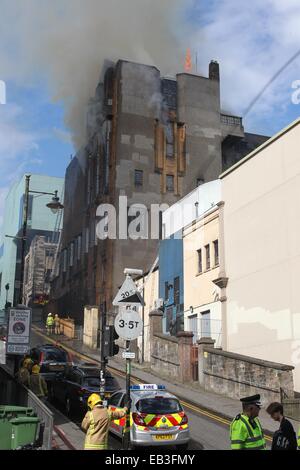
[209,60,220,81]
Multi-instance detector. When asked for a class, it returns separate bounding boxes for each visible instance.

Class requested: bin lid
[0,406,35,418]
[10,417,40,424]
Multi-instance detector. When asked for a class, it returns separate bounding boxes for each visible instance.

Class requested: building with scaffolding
[0,174,64,309]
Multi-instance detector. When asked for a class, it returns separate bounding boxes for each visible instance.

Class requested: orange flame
[184,48,192,72]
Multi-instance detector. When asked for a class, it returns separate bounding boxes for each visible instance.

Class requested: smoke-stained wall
[51,59,250,323]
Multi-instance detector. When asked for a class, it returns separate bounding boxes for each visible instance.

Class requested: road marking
[32,325,272,443]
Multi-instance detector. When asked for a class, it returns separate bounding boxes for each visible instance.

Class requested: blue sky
[1,0,300,225]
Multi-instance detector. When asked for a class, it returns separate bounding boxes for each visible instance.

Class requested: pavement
[33,324,300,436]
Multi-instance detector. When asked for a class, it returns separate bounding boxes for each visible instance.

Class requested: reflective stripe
[231,440,246,444]
[239,416,254,437]
[245,436,263,443]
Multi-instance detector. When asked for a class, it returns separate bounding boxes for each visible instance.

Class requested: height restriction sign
[114,309,143,341]
[7,307,31,355]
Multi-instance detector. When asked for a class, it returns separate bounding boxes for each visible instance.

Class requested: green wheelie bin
[0,406,40,450]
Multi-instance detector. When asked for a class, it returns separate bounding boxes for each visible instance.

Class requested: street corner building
[220,117,300,395]
[49,59,268,324]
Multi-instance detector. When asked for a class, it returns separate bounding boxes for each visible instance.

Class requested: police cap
[240,394,261,407]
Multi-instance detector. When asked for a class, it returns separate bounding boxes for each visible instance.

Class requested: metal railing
[280,387,300,421]
[220,113,243,128]
[190,318,222,348]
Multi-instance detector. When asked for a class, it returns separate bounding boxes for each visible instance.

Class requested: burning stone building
[49,59,268,322]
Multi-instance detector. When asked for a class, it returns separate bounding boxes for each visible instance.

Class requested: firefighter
[46,313,54,335]
[230,394,266,450]
[81,393,127,450]
[28,364,48,402]
[54,314,60,335]
[15,357,32,386]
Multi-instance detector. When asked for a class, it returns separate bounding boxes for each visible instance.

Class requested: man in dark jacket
[266,402,297,450]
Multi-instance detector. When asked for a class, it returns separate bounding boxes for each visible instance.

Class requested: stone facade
[198,339,295,405]
[50,59,267,323]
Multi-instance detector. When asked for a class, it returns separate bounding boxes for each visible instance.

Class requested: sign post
[113,272,144,450]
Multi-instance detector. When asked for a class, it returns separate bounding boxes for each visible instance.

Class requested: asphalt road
[30,329,230,450]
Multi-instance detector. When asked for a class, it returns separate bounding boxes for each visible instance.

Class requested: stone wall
[83,306,99,349]
[149,309,193,383]
[198,338,295,405]
[151,333,180,380]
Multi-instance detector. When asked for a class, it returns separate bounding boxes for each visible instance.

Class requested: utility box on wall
[83,306,99,349]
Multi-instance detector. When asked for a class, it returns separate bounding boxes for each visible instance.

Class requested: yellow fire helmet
[23,358,33,369]
[87,393,102,410]
[31,365,40,374]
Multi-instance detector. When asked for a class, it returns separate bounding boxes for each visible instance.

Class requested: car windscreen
[83,376,116,388]
[136,397,182,414]
[44,349,68,362]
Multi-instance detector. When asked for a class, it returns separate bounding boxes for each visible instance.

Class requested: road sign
[113,276,145,307]
[114,309,143,341]
[122,351,136,359]
[0,340,5,364]
[7,307,31,356]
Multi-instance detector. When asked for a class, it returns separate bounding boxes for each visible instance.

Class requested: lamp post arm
[29,190,57,196]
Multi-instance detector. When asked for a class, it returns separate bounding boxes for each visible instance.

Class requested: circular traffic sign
[114,309,143,341]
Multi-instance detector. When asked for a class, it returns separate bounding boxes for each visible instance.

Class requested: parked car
[28,344,72,382]
[49,364,121,416]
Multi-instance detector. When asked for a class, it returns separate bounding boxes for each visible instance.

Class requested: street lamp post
[18,174,64,305]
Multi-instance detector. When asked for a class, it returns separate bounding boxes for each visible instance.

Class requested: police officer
[81,393,127,450]
[230,394,266,450]
[297,427,300,449]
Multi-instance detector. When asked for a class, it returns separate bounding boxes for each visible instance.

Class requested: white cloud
[190,0,300,133]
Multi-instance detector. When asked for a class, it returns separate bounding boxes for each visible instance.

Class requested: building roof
[220,117,300,179]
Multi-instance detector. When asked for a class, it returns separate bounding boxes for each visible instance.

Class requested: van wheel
[176,443,189,451]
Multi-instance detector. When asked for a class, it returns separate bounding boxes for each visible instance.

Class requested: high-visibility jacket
[46,317,54,327]
[81,406,126,450]
[297,428,300,449]
[28,374,48,398]
[230,414,266,450]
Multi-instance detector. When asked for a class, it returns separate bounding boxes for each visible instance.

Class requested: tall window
[166,122,174,158]
[69,242,74,267]
[213,240,219,266]
[85,227,89,253]
[77,235,82,260]
[63,250,67,272]
[174,276,180,305]
[166,174,174,192]
[165,281,169,301]
[134,169,143,187]
[197,249,202,273]
[205,244,210,270]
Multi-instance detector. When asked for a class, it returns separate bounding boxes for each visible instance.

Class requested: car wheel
[176,443,189,451]
[65,396,72,416]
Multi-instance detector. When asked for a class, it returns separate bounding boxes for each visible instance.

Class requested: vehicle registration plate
[49,364,64,370]
[153,434,174,441]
